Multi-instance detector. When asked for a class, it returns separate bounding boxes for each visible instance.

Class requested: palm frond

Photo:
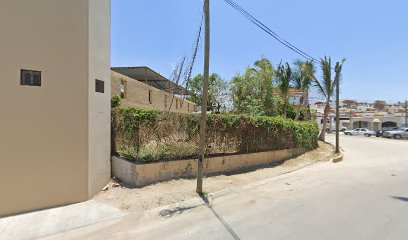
[300,61,315,91]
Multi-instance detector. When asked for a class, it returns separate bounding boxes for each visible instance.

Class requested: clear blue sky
[111,0,408,103]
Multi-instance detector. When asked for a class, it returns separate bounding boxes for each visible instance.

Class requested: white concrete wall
[0,0,89,217]
[88,0,112,197]
[0,0,111,217]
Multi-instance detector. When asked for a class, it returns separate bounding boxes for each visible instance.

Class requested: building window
[176,99,179,109]
[95,79,104,93]
[148,90,152,104]
[120,80,127,99]
[21,69,41,86]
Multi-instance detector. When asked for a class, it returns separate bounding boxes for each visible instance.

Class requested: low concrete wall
[112,148,305,187]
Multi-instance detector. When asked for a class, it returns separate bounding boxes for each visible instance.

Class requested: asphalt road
[45,135,408,240]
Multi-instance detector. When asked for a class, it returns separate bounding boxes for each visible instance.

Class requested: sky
[111,0,408,103]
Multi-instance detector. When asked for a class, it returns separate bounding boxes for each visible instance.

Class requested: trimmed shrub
[112,106,319,163]
[111,95,122,108]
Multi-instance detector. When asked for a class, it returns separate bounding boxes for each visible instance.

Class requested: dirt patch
[94,141,334,212]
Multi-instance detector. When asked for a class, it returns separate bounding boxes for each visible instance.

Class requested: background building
[312,100,408,131]
[288,88,308,107]
[0,0,111,217]
[111,67,197,113]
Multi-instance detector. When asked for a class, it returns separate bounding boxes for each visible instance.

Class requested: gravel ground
[94,141,335,212]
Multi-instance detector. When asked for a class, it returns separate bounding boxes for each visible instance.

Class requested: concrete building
[288,88,308,107]
[350,114,407,130]
[0,0,111,217]
[314,107,407,132]
[111,67,197,113]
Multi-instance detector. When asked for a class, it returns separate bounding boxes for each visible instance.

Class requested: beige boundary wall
[111,71,197,113]
[112,148,306,187]
[0,0,111,217]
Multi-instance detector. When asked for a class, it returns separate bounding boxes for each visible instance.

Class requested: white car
[382,128,408,139]
[326,126,347,133]
[344,128,376,137]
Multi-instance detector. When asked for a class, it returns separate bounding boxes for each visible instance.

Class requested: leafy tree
[373,100,386,112]
[312,57,346,141]
[230,58,276,116]
[188,73,228,113]
[275,62,293,118]
[292,60,315,121]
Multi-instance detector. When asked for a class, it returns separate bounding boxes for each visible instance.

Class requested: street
[2,1,407,239]
[43,135,408,240]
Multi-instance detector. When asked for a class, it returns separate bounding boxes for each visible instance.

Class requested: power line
[165,1,205,113]
[183,5,204,89]
[223,0,320,64]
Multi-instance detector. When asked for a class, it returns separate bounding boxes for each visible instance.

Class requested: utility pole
[197,0,210,194]
[405,100,407,127]
[335,63,340,153]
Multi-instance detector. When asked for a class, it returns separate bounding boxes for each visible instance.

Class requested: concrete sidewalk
[0,200,126,240]
[0,142,335,240]
[37,135,408,239]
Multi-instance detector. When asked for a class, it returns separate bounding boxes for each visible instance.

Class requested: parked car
[344,128,376,137]
[325,126,347,133]
[376,127,401,137]
[382,128,408,139]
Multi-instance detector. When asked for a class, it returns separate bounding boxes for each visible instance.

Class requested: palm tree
[312,57,346,141]
[276,62,292,118]
[293,60,315,121]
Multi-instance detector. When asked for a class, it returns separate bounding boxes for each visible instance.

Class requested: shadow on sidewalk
[199,194,242,240]
[390,196,408,202]
[159,206,199,218]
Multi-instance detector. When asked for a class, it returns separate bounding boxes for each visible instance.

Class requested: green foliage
[111,95,122,108]
[230,58,276,116]
[293,60,315,92]
[188,73,228,113]
[112,106,319,163]
[313,57,346,141]
[118,143,197,163]
[275,62,293,118]
[292,60,315,121]
[114,106,161,140]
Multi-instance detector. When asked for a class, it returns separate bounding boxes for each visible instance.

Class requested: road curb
[330,151,344,163]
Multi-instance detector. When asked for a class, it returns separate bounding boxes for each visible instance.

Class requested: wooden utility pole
[405,100,407,127]
[335,63,340,153]
[197,0,210,194]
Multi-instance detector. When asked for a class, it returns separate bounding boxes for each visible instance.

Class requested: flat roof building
[111,67,197,113]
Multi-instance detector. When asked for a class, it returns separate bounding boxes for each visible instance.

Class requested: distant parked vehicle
[376,127,401,137]
[382,128,408,139]
[344,128,376,137]
[325,126,347,133]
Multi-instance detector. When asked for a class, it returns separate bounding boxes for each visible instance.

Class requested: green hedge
[112,105,319,163]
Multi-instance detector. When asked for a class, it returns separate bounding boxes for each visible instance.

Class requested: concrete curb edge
[330,151,344,163]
